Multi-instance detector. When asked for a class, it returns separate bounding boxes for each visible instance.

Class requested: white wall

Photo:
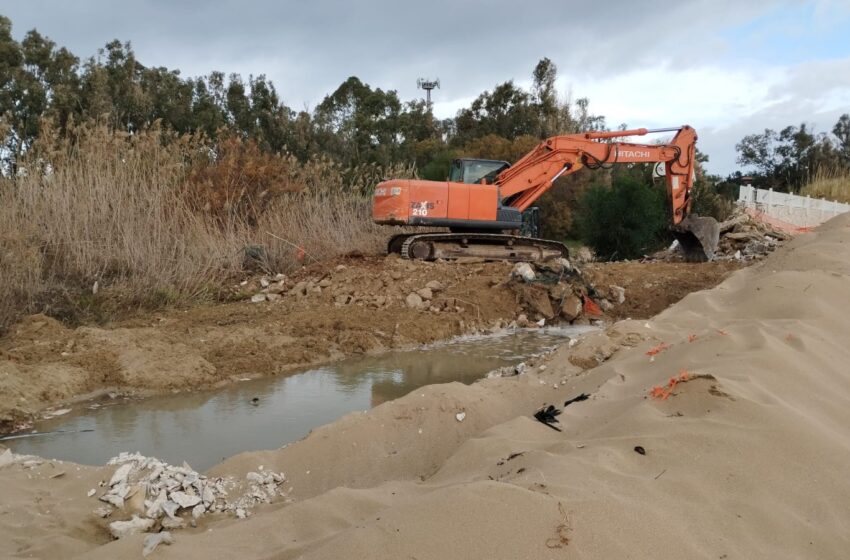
[737,185,850,228]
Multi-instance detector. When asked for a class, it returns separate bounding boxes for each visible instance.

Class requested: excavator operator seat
[449,158,510,185]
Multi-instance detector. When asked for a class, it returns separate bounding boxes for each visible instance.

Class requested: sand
[2,215,849,558]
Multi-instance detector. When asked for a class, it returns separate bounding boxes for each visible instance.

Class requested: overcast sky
[4,0,850,174]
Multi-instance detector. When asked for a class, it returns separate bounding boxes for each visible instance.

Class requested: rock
[266,283,285,295]
[143,531,174,557]
[93,506,112,518]
[265,293,282,302]
[516,313,529,328]
[609,285,626,304]
[274,273,286,281]
[416,287,433,300]
[573,247,594,263]
[236,508,247,519]
[568,332,620,369]
[288,281,308,296]
[161,517,184,530]
[87,488,96,498]
[109,462,134,487]
[540,257,572,274]
[518,284,555,319]
[599,298,614,311]
[146,489,168,518]
[170,491,201,509]
[511,262,536,282]
[405,293,423,308]
[455,412,466,422]
[161,500,179,519]
[425,280,444,292]
[318,278,332,288]
[100,493,124,509]
[192,504,206,519]
[335,264,347,272]
[109,515,155,539]
[259,278,270,288]
[559,295,583,321]
[250,293,267,303]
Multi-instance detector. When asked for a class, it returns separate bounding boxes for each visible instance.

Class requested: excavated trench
[5,326,594,470]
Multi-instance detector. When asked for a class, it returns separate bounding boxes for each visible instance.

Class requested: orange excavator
[372,125,720,262]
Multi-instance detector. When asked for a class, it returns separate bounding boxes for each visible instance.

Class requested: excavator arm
[497,126,696,223]
[490,125,719,260]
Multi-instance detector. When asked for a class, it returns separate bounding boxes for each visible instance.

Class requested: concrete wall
[737,185,850,228]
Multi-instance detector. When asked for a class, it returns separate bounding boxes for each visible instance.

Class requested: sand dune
[2,214,850,559]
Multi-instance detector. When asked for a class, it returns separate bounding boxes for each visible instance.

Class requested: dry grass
[801,168,850,203]
[0,122,414,332]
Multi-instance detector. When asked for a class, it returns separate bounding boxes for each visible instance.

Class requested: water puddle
[5,326,593,470]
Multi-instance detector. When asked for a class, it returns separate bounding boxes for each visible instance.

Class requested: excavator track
[388,233,569,262]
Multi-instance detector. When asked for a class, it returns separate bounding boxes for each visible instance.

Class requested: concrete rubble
[93,452,287,539]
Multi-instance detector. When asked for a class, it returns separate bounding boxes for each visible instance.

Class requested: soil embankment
[0,256,738,431]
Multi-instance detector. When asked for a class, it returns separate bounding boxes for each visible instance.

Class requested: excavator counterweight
[372,125,719,262]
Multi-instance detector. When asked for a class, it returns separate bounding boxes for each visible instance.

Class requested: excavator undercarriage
[387,232,569,262]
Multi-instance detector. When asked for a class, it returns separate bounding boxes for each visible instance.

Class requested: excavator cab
[449,158,510,185]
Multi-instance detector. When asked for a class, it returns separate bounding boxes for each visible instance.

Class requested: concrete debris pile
[713,212,790,260]
[649,212,791,262]
[508,258,624,325]
[95,452,286,539]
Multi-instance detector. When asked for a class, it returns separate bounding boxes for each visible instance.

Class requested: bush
[576,176,667,260]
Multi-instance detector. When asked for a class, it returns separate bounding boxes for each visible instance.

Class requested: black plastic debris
[534,405,563,432]
[564,393,590,407]
[634,446,646,455]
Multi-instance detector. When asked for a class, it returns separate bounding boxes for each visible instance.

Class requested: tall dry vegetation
[0,122,414,331]
[800,166,850,203]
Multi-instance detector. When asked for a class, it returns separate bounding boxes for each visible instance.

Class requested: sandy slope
[2,215,848,559]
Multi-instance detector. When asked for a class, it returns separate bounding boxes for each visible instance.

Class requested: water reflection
[6,327,592,471]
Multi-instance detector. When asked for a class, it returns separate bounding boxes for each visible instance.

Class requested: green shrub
[576,176,667,260]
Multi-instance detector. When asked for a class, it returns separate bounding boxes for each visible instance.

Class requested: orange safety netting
[649,370,691,400]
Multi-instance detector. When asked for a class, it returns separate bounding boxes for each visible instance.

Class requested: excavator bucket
[671,215,720,262]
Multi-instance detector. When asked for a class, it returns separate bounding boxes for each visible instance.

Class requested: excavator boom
[373,125,720,262]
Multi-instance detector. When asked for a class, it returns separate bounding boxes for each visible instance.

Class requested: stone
[266,284,285,295]
[170,491,201,509]
[318,278,332,288]
[259,278,270,288]
[109,462,134,487]
[109,515,155,539]
[405,293,423,308]
[250,294,267,303]
[161,517,184,530]
[519,284,555,319]
[425,280,444,292]
[265,293,282,302]
[143,531,174,557]
[335,264,347,272]
[559,295,583,321]
[87,488,96,498]
[599,298,614,311]
[609,285,626,304]
[511,262,536,282]
[416,287,433,300]
[455,412,466,422]
[99,493,124,509]
[274,273,286,281]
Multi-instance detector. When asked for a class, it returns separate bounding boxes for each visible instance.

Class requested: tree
[576,175,667,260]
